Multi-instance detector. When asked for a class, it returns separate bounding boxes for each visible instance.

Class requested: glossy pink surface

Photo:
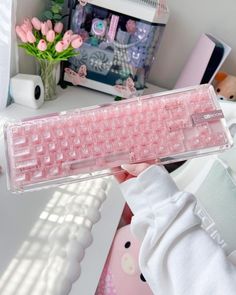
[96,225,153,295]
[4,85,231,191]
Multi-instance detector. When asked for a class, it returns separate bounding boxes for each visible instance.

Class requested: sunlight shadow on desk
[0,178,108,295]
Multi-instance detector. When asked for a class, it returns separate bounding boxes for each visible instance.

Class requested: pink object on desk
[64,65,87,85]
[4,84,233,192]
[174,34,231,89]
[95,225,153,295]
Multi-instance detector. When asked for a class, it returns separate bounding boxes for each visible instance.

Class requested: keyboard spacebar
[65,151,132,172]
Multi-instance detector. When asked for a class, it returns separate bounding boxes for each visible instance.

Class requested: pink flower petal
[27,31,36,43]
[37,39,47,51]
[54,22,63,34]
[46,30,55,43]
[31,17,41,31]
[71,36,83,49]
[55,41,64,53]
[41,22,49,36]
[16,26,27,43]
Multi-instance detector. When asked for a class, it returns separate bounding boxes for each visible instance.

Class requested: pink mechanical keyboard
[4,84,233,192]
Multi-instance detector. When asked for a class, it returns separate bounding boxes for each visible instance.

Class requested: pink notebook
[174,34,231,89]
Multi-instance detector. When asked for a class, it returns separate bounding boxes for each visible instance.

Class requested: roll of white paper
[10,74,44,109]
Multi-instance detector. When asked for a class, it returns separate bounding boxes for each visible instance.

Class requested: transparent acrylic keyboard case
[4,84,233,192]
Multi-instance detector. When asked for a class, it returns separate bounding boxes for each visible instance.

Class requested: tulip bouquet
[16,17,83,61]
[15,17,83,100]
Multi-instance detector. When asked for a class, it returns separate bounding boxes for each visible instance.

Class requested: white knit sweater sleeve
[120,165,236,295]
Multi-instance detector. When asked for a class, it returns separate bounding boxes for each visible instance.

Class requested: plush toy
[214,72,236,101]
[95,225,153,295]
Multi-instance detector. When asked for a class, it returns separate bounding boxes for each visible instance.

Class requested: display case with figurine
[62,0,169,98]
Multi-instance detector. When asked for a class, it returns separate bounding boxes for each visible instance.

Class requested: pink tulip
[46,30,55,42]
[24,18,33,29]
[47,20,53,30]
[55,41,64,53]
[54,22,63,34]
[15,25,27,43]
[41,22,49,36]
[70,34,79,41]
[63,38,70,50]
[63,30,73,40]
[21,18,33,33]
[31,17,41,31]
[21,24,30,34]
[37,39,47,51]
[27,31,36,43]
[71,36,83,49]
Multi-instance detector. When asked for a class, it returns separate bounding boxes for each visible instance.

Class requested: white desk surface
[0,84,162,295]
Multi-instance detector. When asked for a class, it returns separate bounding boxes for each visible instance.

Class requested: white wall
[0,0,12,109]
[15,0,236,89]
[16,0,48,74]
[149,0,236,89]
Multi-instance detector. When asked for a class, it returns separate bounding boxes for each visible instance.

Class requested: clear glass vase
[38,59,59,101]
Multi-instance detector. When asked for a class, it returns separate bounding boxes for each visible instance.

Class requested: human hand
[114,161,159,183]
[114,163,155,226]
